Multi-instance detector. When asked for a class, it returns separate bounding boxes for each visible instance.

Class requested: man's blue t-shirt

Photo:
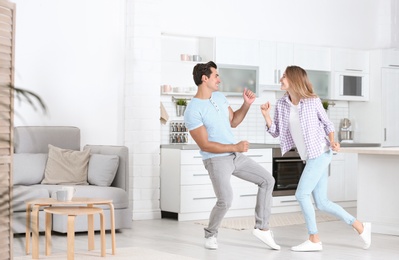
[184,91,236,160]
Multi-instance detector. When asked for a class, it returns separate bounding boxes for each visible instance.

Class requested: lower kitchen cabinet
[160,148,275,221]
[328,153,358,204]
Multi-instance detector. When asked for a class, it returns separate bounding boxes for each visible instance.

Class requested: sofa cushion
[14,126,80,153]
[87,154,119,186]
[42,144,90,185]
[13,153,48,185]
[12,185,51,212]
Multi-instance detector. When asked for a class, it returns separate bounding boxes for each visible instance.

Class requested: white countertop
[340,147,399,155]
[160,143,280,150]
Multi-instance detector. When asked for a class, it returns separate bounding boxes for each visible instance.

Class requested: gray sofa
[12,126,132,233]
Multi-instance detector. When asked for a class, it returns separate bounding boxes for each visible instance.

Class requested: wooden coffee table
[25,197,116,259]
[44,206,106,260]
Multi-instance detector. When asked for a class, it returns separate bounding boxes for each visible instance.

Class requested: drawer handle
[193,174,208,177]
[193,156,202,158]
[240,194,257,197]
[193,197,216,200]
[280,200,297,203]
[247,155,263,158]
[274,159,303,163]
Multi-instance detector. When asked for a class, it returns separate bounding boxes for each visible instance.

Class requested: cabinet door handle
[384,128,387,141]
[345,68,363,72]
[193,174,208,177]
[274,159,303,163]
[278,69,281,83]
[240,194,257,197]
[280,200,297,203]
[193,156,202,159]
[193,197,216,200]
[274,69,277,84]
[246,155,263,158]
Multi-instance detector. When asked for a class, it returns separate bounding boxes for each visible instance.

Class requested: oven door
[272,151,305,196]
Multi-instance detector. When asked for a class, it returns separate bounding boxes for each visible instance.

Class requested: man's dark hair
[192,61,217,86]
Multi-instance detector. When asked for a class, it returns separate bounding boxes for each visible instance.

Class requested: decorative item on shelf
[322,100,329,111]
[169,121,188,144]
[161,84,172,93]
[175,98,187,117]
[180,54,191,61]
[192,55,202,62]
[321,100,336,112]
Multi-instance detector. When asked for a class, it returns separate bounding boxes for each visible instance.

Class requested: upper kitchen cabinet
[332,48,369,73]
[214,37,259,66]
[293,44,331,71]
[330,48,370,102]
[381,49,399,68]
[259,41,294,86]
[161,33,214,94]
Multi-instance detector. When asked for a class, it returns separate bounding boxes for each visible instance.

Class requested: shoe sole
[205,246,218,250]
[291,248,323,252]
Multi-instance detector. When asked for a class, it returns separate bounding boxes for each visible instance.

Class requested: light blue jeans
[203,153,275,238]
[295,150,356,235]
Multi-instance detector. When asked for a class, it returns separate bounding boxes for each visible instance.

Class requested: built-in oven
[272,147,305,196]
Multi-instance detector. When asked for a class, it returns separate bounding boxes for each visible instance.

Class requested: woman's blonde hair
[284,66,317,98]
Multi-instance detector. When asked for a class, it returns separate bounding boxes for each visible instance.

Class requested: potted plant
[176,98,187,117]
[322,100,329,111]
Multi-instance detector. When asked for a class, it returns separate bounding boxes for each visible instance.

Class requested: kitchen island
[340,147,399,236]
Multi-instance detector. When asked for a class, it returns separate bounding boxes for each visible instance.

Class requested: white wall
[160,0,393,49]
[12,0,125,146]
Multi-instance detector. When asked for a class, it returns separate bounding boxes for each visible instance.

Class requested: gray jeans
[202,152,275,238]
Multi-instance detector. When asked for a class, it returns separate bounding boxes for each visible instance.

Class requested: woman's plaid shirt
[267,94,335,159]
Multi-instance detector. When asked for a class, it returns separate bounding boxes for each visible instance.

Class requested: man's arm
[189,125,249,153]
[229,88,256,128]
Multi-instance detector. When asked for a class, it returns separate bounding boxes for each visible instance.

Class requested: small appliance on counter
[339,118,354,143]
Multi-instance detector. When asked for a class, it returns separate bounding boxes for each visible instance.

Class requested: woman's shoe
[359,222,371,249]
[291,240,323,252]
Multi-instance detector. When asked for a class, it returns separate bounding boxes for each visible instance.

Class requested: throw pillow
[13,153,48,185]
[41,144,90,185]
[87,154,119,186]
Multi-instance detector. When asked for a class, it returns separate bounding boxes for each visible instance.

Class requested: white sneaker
[359,222,371,249]
[291,240,323,252]
[252,229,281,250]
[204,236,218,250]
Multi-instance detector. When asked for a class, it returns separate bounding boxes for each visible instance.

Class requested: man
[184,61,280,250]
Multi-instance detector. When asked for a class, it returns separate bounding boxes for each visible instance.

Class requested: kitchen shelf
[161,91,196,96]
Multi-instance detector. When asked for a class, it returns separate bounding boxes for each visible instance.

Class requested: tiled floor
[13,208,399,260]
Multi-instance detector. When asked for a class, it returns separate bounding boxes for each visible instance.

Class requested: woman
[260,65,371,252]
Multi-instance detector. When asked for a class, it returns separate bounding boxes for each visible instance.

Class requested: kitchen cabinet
[293,44,331,71]
[332,48,369,73]
[329,48,370,102]
[381,49,399,68]
[382,68,399,146]
[160,148,275,221]
[328,153,345,202]
[307,70,331,99]
[161,33,214,94]
[259,41,294,85]
[328,153,358,203]
[214,37,259,66]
